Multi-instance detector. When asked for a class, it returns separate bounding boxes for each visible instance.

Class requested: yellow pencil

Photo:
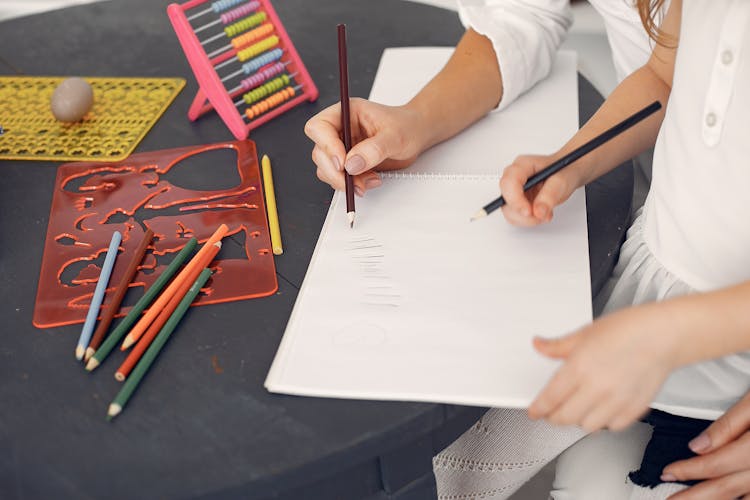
[261,154,283,255]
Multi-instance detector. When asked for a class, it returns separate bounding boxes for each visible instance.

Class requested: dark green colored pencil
[107,267,212,420]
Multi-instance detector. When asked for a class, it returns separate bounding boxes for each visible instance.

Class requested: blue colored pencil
[76,230,122,361]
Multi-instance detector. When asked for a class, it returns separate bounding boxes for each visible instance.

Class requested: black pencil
[471,100,662,221]
[337,24,356,228]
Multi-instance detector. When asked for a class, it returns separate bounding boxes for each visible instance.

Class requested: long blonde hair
[635,0,671,46]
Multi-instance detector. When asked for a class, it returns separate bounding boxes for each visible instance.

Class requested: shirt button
[706,112,717,127]
[722,50,733,65]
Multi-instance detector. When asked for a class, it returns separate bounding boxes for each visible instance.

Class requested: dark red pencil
[84,228,154,362]
[337,23,355,228]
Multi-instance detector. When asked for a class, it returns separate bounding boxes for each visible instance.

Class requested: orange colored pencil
[120,223,228,350]
[115,240,221,381]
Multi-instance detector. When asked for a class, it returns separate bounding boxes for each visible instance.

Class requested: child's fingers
[528,365,579,420]
[581,400,621,432]
[499,163,535,219]
[608,402,649,432]
[533,332,582,359]
[531,174,573,222]
[304,102,347,168]
[545,385,599,428]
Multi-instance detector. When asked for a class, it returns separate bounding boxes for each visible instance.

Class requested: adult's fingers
[313,145,345,191]
[305,102,347,170]
[689,391,750,454]
[664,433,750,481]
[345,129,401,176]
[667,469,750,500]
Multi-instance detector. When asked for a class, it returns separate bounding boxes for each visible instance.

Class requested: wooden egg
[51,77,94,122]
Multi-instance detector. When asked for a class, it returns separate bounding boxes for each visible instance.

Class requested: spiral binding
[381,172,501,181]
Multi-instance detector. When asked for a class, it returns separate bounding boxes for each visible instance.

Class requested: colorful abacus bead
[240,74,290,105]
[186,0,244,20]
[239,62,287,91]
[244,86,297,120]
[211,0,245,13]
[194,1,261,34]
[236,35,279,62]
[224,11,267,38]
[207,22,275,59]
[241,48,284,75]
[231,22,274,50]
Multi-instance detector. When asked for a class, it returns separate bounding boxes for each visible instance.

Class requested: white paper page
[267,178,591,407]
[369,48,579,175]
[266,48,591,407]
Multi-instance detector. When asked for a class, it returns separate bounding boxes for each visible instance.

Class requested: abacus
[167,0,318,140]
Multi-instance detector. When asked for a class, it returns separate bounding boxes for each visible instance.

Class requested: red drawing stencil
[34,140,278,328]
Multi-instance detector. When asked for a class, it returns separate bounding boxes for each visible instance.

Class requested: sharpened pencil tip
[107,403,121,420]
[347,211,355,228]
[84,347,94,362]
[470,209,487,222]
[121,336,134,350]
[75,346,84,361]
[85,358,99,372]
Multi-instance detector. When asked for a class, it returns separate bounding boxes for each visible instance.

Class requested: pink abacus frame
[167,0,319,140]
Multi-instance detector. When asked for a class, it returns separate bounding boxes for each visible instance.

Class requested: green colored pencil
[86,237,198,371]
[107,267,212,420]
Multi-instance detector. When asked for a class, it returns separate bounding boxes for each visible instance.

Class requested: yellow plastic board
[0,76,185,162]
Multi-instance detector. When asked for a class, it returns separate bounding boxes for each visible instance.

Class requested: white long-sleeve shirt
[457,0,750,420]
[456,0,664,109]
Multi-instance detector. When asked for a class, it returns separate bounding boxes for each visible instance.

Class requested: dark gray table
[0,1,631,499]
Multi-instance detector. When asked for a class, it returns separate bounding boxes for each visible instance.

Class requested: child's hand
[499,154,580,226]
[304,98,427,196]
[528,304,679,432]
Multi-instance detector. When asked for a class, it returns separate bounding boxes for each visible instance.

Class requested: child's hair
[635,0,672,46]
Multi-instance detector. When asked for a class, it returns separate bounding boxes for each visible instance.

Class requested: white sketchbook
[265,48,592,408]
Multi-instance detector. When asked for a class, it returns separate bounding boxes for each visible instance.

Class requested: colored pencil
[337,23,355,228]
[470,100,662,221]
[76,230,121,361]
[261,154,283,255]
[84,228,154,362]
[114,240,220,381]
[120,223,228,350]
[106,268,213,421]
[85,237,198,371]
